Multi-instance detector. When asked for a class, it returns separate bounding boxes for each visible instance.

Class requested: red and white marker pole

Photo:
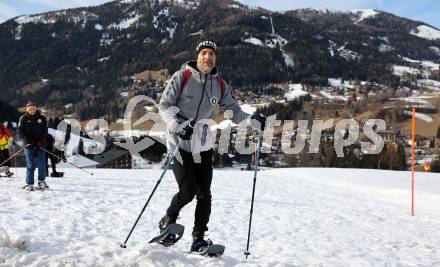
[411,107,415,216]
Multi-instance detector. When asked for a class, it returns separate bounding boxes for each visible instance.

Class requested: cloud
[0,0,113,24]
[21,0,111,10]
[239,0,378,11]
[238,0,440,27]
[21,0,69,9]
[0,2,19,19]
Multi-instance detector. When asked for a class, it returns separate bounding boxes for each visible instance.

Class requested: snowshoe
[38,181,49,190]
[22,184,34,191]
[190,239,225,256]
[0,166,9,173]
[149,223,184,247]
[205,244,225,256]
[50,172,64,177]
[191,239,211,253]
[190,230,224,256]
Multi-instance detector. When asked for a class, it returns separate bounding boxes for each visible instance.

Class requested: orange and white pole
[411,107,415,216]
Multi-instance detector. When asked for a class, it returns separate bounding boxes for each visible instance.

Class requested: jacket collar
[25,110,40,118]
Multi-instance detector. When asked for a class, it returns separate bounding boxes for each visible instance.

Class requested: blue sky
[0,0,439,28]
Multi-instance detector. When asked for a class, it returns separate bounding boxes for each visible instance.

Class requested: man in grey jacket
[158,40,264,251]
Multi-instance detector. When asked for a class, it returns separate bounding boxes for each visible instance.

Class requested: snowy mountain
[1,167,440,266]
[0,0,439,119]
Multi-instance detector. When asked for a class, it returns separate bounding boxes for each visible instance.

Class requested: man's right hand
[30,140,42,148]
[176,121,195,140]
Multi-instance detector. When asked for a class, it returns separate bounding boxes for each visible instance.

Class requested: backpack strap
[180,69,192,93]
[216,75,225,98]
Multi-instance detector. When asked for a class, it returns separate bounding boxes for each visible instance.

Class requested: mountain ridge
[0,0,439,119]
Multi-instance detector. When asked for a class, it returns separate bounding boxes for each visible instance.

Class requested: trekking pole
[14,149,18,176]
[40,147,94,176]
[0,145,25,167]
[120,141,181,248]
[244,132,262,259]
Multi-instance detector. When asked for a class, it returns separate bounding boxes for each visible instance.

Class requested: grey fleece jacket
[159,60,250,153]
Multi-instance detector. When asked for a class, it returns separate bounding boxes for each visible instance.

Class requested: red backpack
[179,69,225,98]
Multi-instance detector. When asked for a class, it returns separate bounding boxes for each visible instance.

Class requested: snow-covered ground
[239,104,257,115]
[337,44,361,61]
[410,25,440,40]
[328,78,356,89]
[350,9,379,23]
[401,57,440,71]
[108,13,141,30]
[1,168,440,266]
[320,90,349,101]
[243,37,264,46]
[284,84,308,100]
[418,79,440,91]
[403,111,434,122]
[390,96,430,105]
[392,65,429,78]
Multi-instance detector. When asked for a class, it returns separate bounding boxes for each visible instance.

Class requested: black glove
[251,113,266,131]
[176,121,195,140]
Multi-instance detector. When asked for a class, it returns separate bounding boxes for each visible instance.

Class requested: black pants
[0,149,10,167]
[46,150,57,174]
[166,149,213,233]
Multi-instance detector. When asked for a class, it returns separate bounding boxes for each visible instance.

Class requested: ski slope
[1,168,440,266]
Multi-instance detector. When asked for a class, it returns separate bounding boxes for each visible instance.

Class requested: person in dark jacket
[45,133,64,177]
[18,100,49,191]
